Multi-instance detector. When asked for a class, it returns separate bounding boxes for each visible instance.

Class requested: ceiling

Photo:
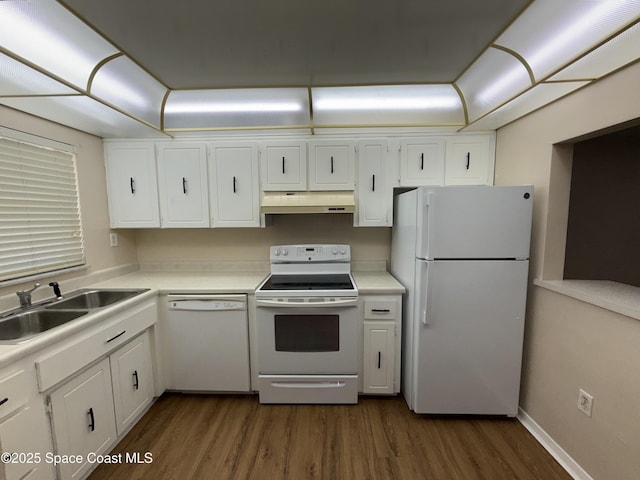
[62,0,529,88]
[0,1,639,138]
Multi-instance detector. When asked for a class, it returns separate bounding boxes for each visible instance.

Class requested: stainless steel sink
[45,289,148,310]
[0,309,89,342]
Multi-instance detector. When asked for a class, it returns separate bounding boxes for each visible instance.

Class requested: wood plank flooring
[88,393,571,480]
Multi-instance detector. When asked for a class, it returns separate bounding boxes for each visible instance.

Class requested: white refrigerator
[391,185,533,416]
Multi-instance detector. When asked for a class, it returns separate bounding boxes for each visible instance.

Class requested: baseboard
[517,407,594,480]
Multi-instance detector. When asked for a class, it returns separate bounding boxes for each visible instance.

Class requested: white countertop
[0,269,404,369]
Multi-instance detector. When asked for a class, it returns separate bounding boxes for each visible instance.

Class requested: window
[0,135,85,283]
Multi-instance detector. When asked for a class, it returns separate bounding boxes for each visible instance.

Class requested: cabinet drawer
[0,370,28,420]
[364,299,397,320]
[36,301,156,392]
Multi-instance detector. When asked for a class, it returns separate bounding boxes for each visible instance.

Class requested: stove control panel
[270,244,350,262]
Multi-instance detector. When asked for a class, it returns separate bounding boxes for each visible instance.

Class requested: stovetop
[259,273,355,291]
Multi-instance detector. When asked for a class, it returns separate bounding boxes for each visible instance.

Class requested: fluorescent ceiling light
[314,97,459,111]
[313,85,461,111]
[0,1,118,89]
[164,102,302,114]
[527,1,630,71]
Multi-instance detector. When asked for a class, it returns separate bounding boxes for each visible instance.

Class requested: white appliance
[166,294,250,392]
[255,244,359,404]
[391,185,533,416]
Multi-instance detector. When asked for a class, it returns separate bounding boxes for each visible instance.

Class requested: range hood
[260,191,355,214]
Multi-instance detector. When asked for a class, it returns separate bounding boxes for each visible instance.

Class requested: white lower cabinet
[361,296,402,395]
[0,365,54,480]
[49,358,117,480]
[363,322,395,394]
[48,330,154,480]
[110,331,154,436]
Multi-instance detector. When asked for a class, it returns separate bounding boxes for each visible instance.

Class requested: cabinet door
[110,332,154,436]
[356,141,391,227]
[445,135,493,185]
[49,358,116,480]
[210,142,261,227]
[308,140,355,190]
[0,405,55,480]
[363,321,395,394]
[157,143,210,227]
[104,143,160,228]
[262,141,307,191]
[400,138,445,186]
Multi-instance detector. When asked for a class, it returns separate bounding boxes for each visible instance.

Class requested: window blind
[0,136,85,283]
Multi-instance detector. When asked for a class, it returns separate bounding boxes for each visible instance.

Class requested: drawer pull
[87,407,95,432]
[0,397,8,406]
[133,370,139,390]
[371,308,391,313]
[106,330,126,343]
[377,352,382,369]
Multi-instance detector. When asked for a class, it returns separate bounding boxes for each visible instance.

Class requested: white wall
[495,62,640,480]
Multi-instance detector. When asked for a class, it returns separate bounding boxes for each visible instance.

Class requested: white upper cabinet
[104,142,160,228]
[261,141,307,191]
[444,135,494,185]
[308,140,355,190]
[399,138,445,186]
[209,142,261,227]
[356,140,392,227]
[157,143,210,227]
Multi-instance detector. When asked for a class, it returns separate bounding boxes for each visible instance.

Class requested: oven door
[255,298,358,374]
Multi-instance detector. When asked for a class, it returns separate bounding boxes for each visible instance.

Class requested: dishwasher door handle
[168,297,246,311]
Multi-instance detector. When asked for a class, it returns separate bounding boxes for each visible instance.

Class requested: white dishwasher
[167,294,250,392]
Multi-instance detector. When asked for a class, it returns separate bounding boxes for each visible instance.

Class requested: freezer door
[416,186,533,260]
[412,259,528,415]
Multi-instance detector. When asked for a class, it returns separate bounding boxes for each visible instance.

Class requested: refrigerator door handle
[419,261,433,325]
[420,191,436,260]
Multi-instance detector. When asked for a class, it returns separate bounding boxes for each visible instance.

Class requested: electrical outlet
[109,232,118,247]
[577,389,594,417]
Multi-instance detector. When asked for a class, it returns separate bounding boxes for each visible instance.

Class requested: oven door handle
[255,298,358,308]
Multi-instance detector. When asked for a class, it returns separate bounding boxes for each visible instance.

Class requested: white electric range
[255,244,359,404]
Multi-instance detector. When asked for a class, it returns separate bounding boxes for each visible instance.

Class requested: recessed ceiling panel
[63,0,529,88]
[91,56,167,128]
[496,0,640,81]
[0,96,167,138]
[0,0,118,90]
[0,53,76,96]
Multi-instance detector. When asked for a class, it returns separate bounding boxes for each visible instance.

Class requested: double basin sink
[0,289,148,344]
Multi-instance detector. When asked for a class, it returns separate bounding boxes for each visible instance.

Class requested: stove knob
[331,248,338,255]
[274,249,281,256]
[339,247,347,255]
[282,248,289,256]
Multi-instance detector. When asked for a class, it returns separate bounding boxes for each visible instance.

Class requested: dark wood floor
[88,393,571,480]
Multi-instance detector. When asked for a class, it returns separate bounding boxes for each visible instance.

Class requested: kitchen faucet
[16,283,42,307]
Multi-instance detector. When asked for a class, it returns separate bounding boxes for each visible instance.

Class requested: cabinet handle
[372,174,376,192]
[466,152,470,170]
[87,407,95,432]
[420,153,424,170]
[133,370,139,390]
[130,177,135,194]
[330,156,334,174]
[282,156,285,174]
[377,352,382,369]
[371,308,391,313]
[233,176,237,193]
[106,330,126,343]
[0,397,8,406]
[182,177,187,194]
